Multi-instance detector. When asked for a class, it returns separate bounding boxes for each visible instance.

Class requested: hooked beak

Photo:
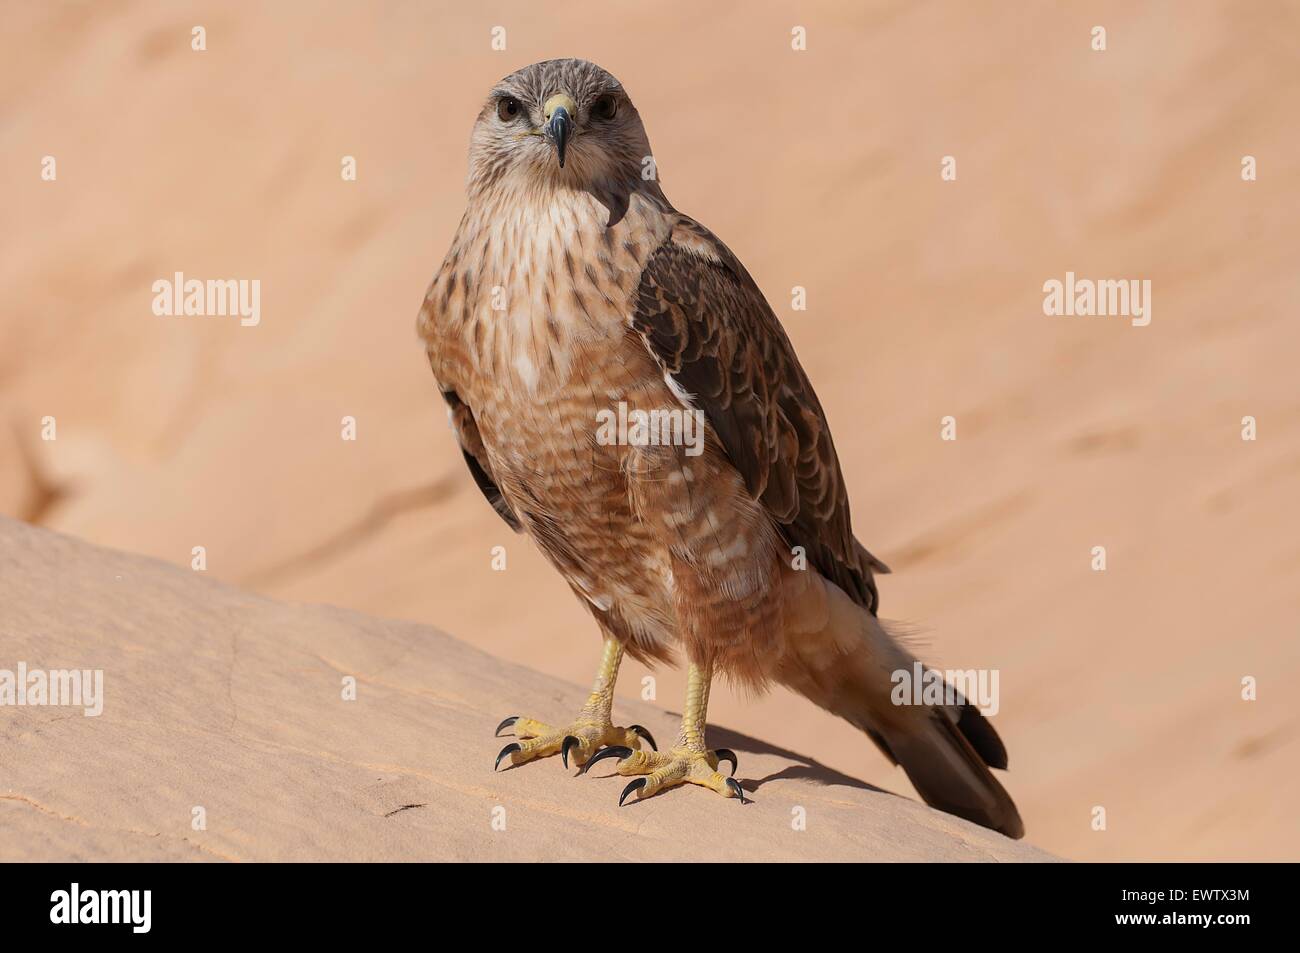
[543,94,577,168]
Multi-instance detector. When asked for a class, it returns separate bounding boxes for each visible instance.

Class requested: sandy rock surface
[0,517,1054,862]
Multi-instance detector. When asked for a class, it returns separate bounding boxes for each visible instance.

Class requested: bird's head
[466,59,653,194]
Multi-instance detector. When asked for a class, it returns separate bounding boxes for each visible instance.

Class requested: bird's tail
[777,575,1024,839]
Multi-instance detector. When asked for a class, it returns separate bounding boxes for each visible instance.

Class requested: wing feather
[630,217,888,613]
[441,389,522,532]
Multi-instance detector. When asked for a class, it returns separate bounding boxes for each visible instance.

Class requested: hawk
[418,59,1023,837]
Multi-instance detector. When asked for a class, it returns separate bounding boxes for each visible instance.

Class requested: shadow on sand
[648,715,900,800]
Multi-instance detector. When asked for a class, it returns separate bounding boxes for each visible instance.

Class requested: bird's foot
[582,744,747,805]
[493,713,656,771]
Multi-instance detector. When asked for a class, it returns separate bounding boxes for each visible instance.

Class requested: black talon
[561,735,582,770]
[494,742,521,771]
[494,716,519,738]
[579,745,632,776]
[714,748,737,776]
[628,724,658,751]
[725,777,748,803]
[619,777,647,806]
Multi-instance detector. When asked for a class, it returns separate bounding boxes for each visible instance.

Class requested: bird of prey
[418,58,1023,837]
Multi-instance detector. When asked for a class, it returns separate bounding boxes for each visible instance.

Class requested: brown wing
[630,217,888,614]
[440,388,522,532]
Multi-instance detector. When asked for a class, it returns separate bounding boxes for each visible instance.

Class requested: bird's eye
[496,97,521,121]
[591,94,618,121]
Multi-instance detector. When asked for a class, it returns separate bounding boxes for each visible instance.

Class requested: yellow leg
[583,660,746,804]
[494,638,656,771]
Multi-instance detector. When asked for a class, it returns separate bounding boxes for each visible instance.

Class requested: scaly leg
[493,637,656,771]
[583,659,746,804]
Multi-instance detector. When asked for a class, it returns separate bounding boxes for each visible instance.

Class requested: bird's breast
[449,187,670,399]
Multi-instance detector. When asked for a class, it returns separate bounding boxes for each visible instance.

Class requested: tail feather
[886,705,1023,839]
[778,573,1024,839]
[956,701,1008,770]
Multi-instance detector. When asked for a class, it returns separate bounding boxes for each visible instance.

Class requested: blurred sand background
[2,0,1297,860]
